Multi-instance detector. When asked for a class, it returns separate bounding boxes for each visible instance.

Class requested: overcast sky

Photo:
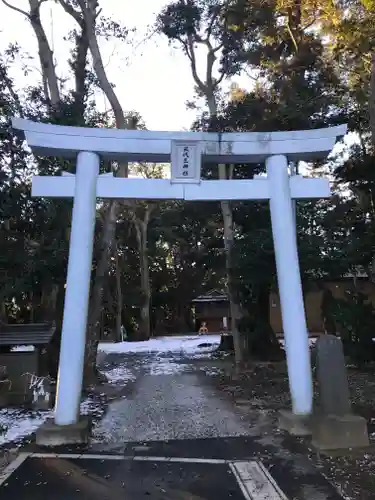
[0,0,252,131]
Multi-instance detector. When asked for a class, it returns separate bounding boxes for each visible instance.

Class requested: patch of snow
[10,345,35,352]
[0,408,51,446]
[149,359,188,376]
[0,396,104,446]
[80,396,104,418]
[200,366,224,376]
[104,365,136,384]
[279,337,317,348]
[98,334,221,355]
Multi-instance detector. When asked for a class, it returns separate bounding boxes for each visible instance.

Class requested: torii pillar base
[278,409,312,436]
[36,417,91,447]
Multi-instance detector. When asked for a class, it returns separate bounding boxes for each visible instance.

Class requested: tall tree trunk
[3,0,61,110]
[40,284,59,322]
[368,54,375,281]
[4,0,97,382]
[114,241,123,341]
[0,302,7,323]
[370,53,375,148]
[134,219,151,340]
[60,0,132,380]
[207,99,243,366]
[84,200,118,383]
[173,25,244,364]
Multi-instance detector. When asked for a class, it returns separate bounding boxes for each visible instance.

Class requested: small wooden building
[270,273,375,335]
[192,273,375,336]
[0,322,55,407]
[192,290,231,333]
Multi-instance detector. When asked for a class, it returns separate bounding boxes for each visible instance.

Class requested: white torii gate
[12,118,347,431]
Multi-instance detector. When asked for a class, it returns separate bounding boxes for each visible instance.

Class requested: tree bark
[74,0,128,131]
[59,0,133,380]
[370,53,375,148]
[173,21,244,364]
[4,0,95,381]
[40,284,59,322]
[84,200,118,383]
[114,240,123,341]
[206,101,243,366]
[133,210,152,340]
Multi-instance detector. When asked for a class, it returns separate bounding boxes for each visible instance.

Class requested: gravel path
[93,372,250,444]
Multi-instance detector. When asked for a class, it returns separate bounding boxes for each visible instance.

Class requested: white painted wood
[230,461,288,500]
[32,176,74,197]
[13,117,346,143]
[221,126,346,142]
[185,178,330,201]
[290,176,330,198]
[12,117,210,141]
[54,151,100,426]
[13,117,344,435]
[171,140,202,183]
[32,176,185,199]
[0,453,31,486]
[218,137,336,160]
[32,176,330,201]
[267,154,313,415]
[98,178,185,200]
[12,118,347,164]
[185,179,270,200]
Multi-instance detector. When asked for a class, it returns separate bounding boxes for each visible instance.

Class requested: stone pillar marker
[312,335,369,451]
[316,335,351,415]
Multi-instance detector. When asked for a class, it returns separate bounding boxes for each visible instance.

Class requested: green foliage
[331,291,375,366]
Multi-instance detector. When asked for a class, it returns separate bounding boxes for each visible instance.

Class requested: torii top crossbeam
[13,118,346,164]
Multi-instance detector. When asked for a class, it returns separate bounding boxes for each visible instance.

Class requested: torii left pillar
[54,151,99,426]
[37,151,99,445]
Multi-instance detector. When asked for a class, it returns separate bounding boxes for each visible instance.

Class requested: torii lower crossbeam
[32,175,330,200]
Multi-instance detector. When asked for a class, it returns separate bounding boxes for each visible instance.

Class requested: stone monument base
[312,414,369,451]
[278,409,312,436]
[36,417,91,447]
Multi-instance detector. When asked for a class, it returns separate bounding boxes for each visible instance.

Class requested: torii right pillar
[266,156,311,417]
[266,154,314,436]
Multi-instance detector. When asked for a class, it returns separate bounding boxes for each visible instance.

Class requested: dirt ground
[213,358,375,500]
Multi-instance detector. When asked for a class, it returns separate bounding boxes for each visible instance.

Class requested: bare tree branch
[186,35,207,95]
[2,0,60,109]
[57,0,82,24]
[1,0,30,18]
[64,0,128,134]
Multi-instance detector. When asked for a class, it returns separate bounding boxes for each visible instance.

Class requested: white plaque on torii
[170,140,202,184]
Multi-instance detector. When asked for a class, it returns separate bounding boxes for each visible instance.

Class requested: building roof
[192,289,229,303]
[0,322,56,347]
